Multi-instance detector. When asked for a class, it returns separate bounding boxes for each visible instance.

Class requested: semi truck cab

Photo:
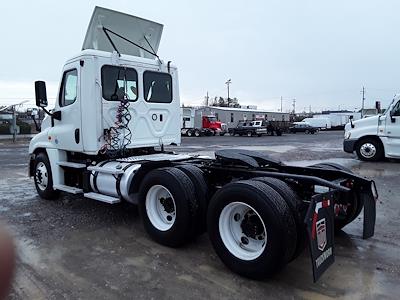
[28,6,377,282]
[344,95,400,161]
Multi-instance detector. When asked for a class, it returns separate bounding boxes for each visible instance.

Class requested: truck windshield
[207,117,217,122]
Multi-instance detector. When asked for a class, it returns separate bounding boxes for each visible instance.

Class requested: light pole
[225,79,231,103]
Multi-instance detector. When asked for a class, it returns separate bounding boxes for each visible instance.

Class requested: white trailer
[29,7,377,282]
[314,113,361,130]
[301,118,331,130]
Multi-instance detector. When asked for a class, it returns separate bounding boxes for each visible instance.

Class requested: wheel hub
[360,143,376,158]
[219,202,267,261]
[160,197,175,214]
[241,211,264,240]
[145,185,176,231]
[35,162,48,191]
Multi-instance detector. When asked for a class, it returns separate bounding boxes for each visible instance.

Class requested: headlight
[344,132,351,139]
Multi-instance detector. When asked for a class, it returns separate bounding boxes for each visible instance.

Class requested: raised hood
[82,6,163,59]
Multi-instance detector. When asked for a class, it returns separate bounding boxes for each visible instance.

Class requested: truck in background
[344,96,400,161]
[181,107,227,136]
[301,118,331,130]
[313,112,361,130]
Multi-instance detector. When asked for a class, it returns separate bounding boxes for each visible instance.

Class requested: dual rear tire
[139,170,305,280]
[207,180,298,279]
[138,166,209,247]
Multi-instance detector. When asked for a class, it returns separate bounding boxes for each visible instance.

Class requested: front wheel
[355,138,384,161]
[247,131,253,137]
[33,152,59,200]
[194,129,201,137]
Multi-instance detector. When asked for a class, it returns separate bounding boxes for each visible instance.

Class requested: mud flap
[305,191,335,282]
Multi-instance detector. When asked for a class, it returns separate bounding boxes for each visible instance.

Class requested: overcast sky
[0,0,399,112]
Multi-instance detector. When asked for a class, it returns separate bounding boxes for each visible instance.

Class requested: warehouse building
[194,106,290,128]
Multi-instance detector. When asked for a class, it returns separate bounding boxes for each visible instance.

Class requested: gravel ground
[0,131,399,299]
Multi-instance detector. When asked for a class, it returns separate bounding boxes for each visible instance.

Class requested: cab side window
[144,71,172,103]
[59,69,78,107]
[392,101,400,116]
[101,65,138,101]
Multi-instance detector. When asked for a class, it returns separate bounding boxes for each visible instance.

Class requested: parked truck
[344,96,400,161]
[29,7,377,282]
[230,120,282,136]
[181,107,227,136]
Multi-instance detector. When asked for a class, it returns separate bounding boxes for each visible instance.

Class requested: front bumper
[343,139,357,153]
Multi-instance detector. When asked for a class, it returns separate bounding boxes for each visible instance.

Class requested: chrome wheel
[35,162,48,191]
[360,143,377,159]
[219,202,267,261]
[145,185,176,231]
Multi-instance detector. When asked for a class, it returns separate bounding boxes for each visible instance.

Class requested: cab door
[49,62,83,152]
[385,100,400,157]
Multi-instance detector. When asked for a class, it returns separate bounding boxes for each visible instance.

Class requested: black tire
[252,177,307,261]
[33,152,60,200]
[207,180,297,279]
[194,129,201,137]
[187,129,193,137]
[176,165,209,234]
[247,131,252,137]
[305,130,309,134]
[309,163,362,230]
[138,168,198,247]
[355,138,384,161]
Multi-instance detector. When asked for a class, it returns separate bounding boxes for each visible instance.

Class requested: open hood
[82,6,163,59]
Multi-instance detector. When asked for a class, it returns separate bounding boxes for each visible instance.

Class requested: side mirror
[35,81,48,108]
[349,115,353,120]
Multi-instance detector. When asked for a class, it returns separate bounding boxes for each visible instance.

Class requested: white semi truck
[344,96,400,161]
[29,7,377,282]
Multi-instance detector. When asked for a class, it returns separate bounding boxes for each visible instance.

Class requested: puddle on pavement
[0,205,9,212]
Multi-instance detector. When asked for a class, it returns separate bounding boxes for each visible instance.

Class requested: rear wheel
[194,129,201,137]
[305,130,309,134]
[187,129,193,137]
[355,138,384,161]
[207,180,297,279]
[33,152,59,200]
[176,165,209,234]
[247,131,252,137]
[252,177,306,260]
[138,168,198,247]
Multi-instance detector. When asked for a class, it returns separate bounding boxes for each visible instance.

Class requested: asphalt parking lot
[1,131,399,299]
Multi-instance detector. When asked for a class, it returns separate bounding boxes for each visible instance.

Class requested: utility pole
[292,98,296,114]
[361,86,365,118]
[205,91,209,106]
[12,106,17,143]
[225,79,231,103]
[280,96,283,112]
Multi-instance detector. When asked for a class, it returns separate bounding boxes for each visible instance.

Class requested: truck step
[53,184,83,194]
[84,192,120,204]
[87,165,125,175]
[57,161,86,168]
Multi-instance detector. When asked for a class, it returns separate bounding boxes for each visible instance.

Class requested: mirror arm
[40,107,61,127]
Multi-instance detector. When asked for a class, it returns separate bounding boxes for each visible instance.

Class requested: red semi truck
[181,108,227,136]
